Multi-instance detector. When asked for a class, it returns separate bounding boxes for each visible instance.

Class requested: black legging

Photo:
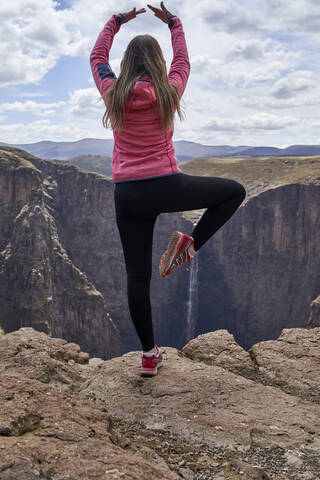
[114,173,246,351]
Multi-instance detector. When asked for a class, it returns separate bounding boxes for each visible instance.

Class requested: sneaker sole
[140,369,158,376]
[159,231,184,277]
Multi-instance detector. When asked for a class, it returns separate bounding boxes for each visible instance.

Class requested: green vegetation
[0,147,41,173]
[180,155,320,186]
[179,155,320,222]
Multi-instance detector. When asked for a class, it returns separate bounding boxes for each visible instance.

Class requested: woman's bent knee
[233,180,246,202]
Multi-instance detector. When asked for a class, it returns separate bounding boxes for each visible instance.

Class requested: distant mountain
[60,154,112,177]
[233,145,320,157]
[173,141,250,158]
[1,138,320,161]
[0,138,114,159]
[232,147,283,157]
[176,155,195,163]
[0,138,250,160]
[0,138,250,163]
[283,145,320,156]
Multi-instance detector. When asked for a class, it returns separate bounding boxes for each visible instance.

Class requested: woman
[90,2,246,376]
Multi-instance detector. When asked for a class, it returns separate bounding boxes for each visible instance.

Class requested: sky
[1,0,320,147]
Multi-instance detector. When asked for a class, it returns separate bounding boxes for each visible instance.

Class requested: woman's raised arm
[167,15,190,98]
[147,2,190,98]
[90,7,146,97]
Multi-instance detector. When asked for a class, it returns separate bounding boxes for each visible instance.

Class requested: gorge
[0,146,319,357]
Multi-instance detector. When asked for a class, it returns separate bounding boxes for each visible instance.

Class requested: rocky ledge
[0,326,320,480]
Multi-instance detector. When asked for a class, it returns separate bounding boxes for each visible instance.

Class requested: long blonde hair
[102,34,186,131]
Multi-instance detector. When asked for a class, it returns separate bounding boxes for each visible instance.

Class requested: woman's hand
[121,7,146,23]
[147,1,174,23]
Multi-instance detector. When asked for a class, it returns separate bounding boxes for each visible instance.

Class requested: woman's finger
[147,3,169,22]
[122,7,146,21]
[147,4,160,13]
[161,1,169,12]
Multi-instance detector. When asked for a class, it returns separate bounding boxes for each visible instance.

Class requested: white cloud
[240,70,320,110]
[203,113,300,131]
[270,71,315,99]
[0,0,90,86]
[191,37,300,88]
[1,0,320,147]
[68,88,105,117]
[242,93,320,110]
[191,53,295,87]
[13,92,51,98]
[0,51,58,87]
[201,0,320,35]
[226,39,266,61]
[0,119,112,144]
[200,0,263,33]
[264,0,320,33]
[0,100,65,116]
[226,38,299,64]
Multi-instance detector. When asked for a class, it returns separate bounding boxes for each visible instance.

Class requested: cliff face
[196,183,320,349]
[23,150,193,351]
[0,148,123,359]
[0,147,193,356]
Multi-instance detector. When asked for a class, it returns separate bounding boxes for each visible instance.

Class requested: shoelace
[171,245,194,272]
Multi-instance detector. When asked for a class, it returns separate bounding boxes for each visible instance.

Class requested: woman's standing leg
[115,215,157,352]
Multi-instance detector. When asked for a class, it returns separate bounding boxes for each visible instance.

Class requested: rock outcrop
[1,326,320,479]
[307,294,320,328]
[248,327,320,402]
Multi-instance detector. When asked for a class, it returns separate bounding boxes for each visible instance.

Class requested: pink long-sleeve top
[90,14,190,183]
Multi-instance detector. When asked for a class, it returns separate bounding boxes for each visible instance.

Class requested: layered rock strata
[0,148,123,359]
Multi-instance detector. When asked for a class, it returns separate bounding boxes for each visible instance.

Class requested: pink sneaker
[140,345,163,376]
[159,231,195,277]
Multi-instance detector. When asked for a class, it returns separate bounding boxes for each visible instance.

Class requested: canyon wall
[196,183,320,349]
[0,147,192,356]
[0,148,124,359]
[0,146,319,356]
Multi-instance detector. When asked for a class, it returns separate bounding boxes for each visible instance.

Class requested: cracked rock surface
[1,327,320,479]
[0,328,180,480]
[249,327,320,403]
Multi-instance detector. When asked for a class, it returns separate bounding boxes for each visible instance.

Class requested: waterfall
[184,250,199,344]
